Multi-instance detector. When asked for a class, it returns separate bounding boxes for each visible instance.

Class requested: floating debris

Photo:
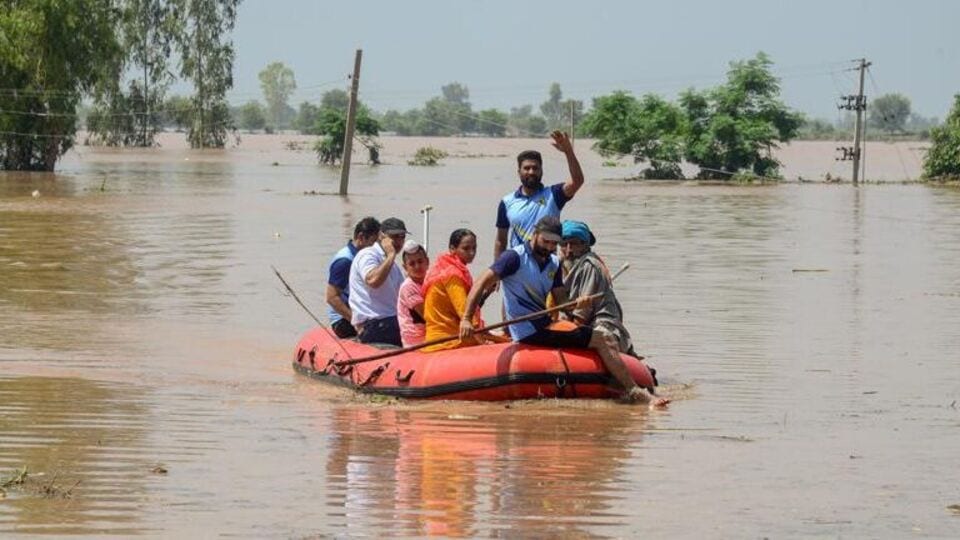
[151,464,168,475]
[1,466,28,489]
[947,504,960,515]
[792,268,829,273]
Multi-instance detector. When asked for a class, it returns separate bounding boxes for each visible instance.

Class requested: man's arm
[551,131,584,199]
[460,269,500,340]
[325,284,352,321]
[495,199,509,259]
[494,227,508,260]
[363,239,397,288]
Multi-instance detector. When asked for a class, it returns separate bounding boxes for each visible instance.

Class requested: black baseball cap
[381,217,408,235]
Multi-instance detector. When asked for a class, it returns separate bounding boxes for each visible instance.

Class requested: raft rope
[272,265,354,361]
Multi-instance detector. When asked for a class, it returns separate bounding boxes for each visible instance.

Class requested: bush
[408,147,448,166]
[923,94,960,181]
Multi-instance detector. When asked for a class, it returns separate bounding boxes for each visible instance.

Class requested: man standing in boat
[493,130,584,260]
[348,217,408,347]
[461,216,658,404]
[325,217,381,339]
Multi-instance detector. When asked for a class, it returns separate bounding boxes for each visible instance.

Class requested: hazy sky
[225,0,959,120]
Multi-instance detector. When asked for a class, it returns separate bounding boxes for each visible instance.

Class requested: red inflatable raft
[292,327,657,400]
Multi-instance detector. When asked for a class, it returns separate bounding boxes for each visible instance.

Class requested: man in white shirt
[348,217,407,346]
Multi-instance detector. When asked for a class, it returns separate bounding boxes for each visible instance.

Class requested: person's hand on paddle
[550,130,574,155]
[459,317,475,341]
[574,294,595,311]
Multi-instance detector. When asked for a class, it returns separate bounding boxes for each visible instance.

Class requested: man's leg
[588,329,647,402]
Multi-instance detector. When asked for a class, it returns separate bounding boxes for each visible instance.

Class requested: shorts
[519,325,593,349]
[331,318,358,339]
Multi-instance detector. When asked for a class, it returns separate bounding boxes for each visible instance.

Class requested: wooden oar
[333,262,631,367]
[332,292,604,367]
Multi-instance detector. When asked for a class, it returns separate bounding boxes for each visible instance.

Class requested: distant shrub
[408,146,448,166]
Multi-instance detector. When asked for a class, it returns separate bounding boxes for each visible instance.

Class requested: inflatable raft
[292,327,657,400]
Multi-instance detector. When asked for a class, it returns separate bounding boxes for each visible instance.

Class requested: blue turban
[561,220,596,246]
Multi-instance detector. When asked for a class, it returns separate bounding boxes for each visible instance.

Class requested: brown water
[1,136,959,537]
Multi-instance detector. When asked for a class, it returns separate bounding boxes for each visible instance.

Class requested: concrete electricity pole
[837,58,871,185]
[339,49,363,196]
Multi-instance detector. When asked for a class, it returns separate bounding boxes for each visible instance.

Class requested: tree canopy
[1,0,124,170]
[870,93,911,133]
[922,94,960,181]
[258,61,296,129]
[582,52,802,179]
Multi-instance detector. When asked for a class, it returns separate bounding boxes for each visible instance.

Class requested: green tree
[922,94,960,181]
[87,0,179,147]
[420,97,459,136]
[581,92,686,178]
[294,101,321,134]
[0,0,124,171]
[258,61,296,129]
[86,81,146,146]
[508,105,547,137]
[381,108,422,136]
[320,89,349,112]
[314,103,379,165]
[870,93,911,134]
[237,101,267,131]
[680,52,802,178]
[476,109,508,137]
[161,94,194,131]
[175,0,241,148]
[540,83,565,130]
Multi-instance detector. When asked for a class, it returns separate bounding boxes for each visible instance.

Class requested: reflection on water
[322,404,651,538]
[1,140,960,536]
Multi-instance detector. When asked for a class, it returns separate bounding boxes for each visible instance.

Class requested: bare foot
[622,387,671,409]
[650,396,671,409]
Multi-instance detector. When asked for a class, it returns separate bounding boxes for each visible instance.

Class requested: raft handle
[359,363,388,387]
[396,369,415,383]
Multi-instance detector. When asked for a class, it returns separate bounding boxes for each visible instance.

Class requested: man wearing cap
[493,131,584,260]
[325,217,380,339]
[461,216,658,403]
[348,217,407,347]
[559,220,637,357]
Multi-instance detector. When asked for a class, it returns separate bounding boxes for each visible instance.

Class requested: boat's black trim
[293,361,614,398]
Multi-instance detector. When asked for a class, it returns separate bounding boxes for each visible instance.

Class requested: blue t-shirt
[496,183,569,249]
[490,243,563,341]
[326,240,359,324]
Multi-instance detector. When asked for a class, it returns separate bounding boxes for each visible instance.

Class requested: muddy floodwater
[1,135,958,537]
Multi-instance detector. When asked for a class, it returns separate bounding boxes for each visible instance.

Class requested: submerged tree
[88,0,181,147]
[175,0,241,148]
[313,90,379,165]
[581,92,686,178]
[922,94,960,181]
[681,52,802,178]
[870,93,911,134]
[0,0,124,170]
[258,61,296,130]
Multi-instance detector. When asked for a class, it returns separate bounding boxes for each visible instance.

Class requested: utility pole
[569,101,576,147]
[339,49,363,196]
[836,58,870,185]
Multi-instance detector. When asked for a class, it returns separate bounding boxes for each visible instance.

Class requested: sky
[221,0,960,120]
